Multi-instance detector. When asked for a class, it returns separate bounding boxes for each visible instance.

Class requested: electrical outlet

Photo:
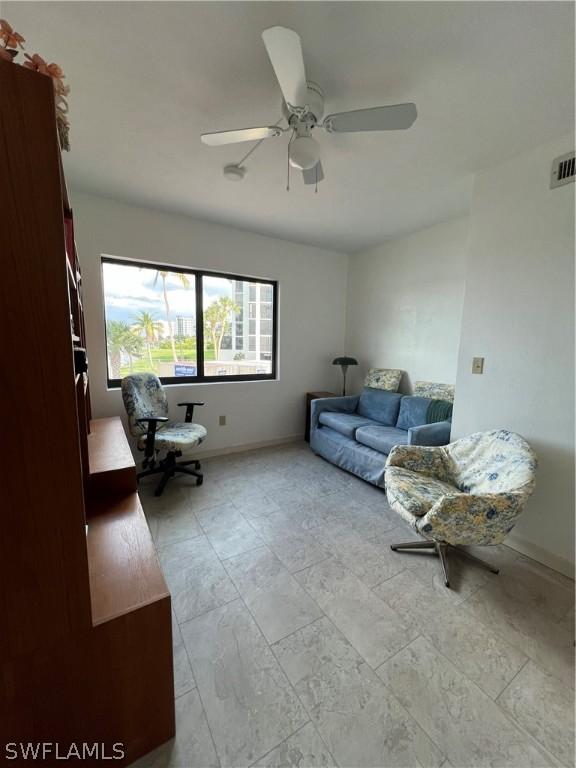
[219,415,226,426]
[472,357,484,374]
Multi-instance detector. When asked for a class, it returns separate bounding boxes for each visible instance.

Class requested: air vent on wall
[550,151,575,189]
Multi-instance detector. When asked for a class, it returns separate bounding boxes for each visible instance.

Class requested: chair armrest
[135,416,169,425]
[385,444,452,481]
[135,416,168,457]
[178,402,205,423]
[417,492,528,545]
[408,420,451,447]
[310,395,359,430]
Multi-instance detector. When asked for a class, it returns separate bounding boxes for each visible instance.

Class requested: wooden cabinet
[0,60,174,764]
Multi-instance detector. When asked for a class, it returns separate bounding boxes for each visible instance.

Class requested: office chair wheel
[196,475,204,486]
[195,460,201,470]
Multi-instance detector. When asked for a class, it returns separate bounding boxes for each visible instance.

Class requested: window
[101,257,277,386]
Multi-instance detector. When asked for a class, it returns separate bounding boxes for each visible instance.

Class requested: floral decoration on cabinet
[0,19,70,150]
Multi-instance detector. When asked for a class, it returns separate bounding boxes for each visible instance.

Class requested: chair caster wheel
[196,475,204,486]
[195,460,201,470]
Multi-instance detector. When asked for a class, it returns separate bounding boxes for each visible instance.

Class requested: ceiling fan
[201,26,417,186]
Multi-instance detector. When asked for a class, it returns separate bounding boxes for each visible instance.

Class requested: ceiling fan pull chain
[315,163,318,194]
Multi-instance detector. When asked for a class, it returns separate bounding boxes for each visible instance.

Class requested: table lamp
[332,356,358,396]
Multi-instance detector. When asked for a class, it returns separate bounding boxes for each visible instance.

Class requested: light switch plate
[472,357,484,374]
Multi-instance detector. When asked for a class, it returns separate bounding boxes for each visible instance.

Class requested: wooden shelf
[2,60,174,764]
[88,416,137,497]
[86,492,169,626]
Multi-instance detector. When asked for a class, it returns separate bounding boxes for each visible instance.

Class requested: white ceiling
[5,1,574,252]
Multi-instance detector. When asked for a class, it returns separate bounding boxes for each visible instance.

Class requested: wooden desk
[305,391,337,442]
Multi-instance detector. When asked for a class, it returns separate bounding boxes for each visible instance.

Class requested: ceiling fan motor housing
[283,81,324,124]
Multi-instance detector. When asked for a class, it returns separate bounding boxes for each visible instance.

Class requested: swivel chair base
[390,540,499,588]
[138,451,203,497]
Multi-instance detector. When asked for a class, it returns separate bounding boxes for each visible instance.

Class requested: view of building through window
[101,259,276,383]
[205,277,274,377]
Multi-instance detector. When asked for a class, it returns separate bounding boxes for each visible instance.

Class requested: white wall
[346,217,468,393]
[72,192,348,454]
[452,134,575,577]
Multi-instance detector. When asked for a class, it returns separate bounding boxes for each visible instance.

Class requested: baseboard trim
[193,434,303,460]
[505,532,575,580]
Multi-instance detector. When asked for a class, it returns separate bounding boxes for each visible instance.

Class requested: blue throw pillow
[357,387,403,426]
[396,396,431,430]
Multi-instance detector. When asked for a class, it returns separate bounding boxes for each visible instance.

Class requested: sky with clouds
[102,261,233,325]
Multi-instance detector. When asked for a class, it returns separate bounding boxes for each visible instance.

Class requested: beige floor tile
[273,616,444,768]
[295,557,417,667]
[377,636,560,768]
[181,600,308,767]
[497,660,575,766]
[223,546,323,643]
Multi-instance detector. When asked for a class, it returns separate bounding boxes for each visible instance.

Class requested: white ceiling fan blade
[323,103,417,133]
[262,26,308,109]
[201,126,284,146]
[201,126,285,146]
[302,161,324,186]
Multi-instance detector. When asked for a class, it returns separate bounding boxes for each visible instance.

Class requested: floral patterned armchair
[121,373,207,496]
[384,429,537,586]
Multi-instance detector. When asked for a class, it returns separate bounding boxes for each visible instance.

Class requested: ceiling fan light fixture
[289,135,320,171]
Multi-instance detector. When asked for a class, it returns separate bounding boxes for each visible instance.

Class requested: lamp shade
[332,356,358,366]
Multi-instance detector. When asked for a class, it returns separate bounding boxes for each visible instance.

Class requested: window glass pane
[102,261,197,380]
[102,259,275,383]
[203,276,274,375]
[261,284,273,302]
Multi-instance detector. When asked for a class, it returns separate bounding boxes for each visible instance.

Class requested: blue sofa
[310,387,452,487]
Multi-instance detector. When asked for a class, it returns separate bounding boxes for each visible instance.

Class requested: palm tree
[203,297,240,361]
[123,330,144,372]
[154,270,190,362]
[106,321,143,377]
[132,310,162,369]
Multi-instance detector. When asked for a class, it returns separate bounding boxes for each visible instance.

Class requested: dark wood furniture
[0,60,174,765]
[305,391,338,441]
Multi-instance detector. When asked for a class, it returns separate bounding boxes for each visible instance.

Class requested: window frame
[101,256,279,388]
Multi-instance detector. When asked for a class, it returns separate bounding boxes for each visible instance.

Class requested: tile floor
[134,441,575,768]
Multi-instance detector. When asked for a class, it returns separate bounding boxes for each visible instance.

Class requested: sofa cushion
[385,466,459,518]
[357,387,403,426]
[396,396,431,430]
[355,425,408,455]
[311,425,388,487]
[318,411,377,438]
